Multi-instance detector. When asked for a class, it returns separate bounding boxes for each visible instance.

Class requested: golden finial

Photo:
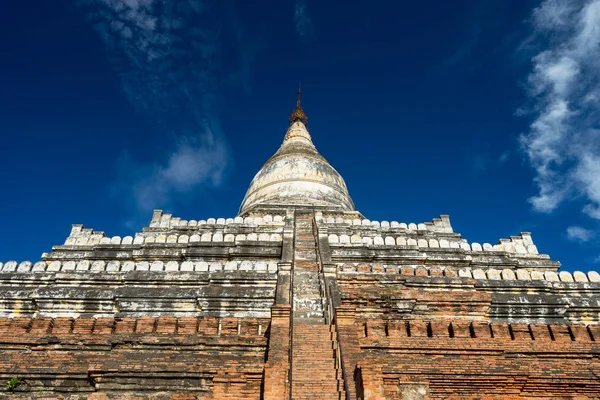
[289,86,308,126]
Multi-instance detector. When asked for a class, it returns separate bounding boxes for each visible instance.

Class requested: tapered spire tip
[289,86,308,126]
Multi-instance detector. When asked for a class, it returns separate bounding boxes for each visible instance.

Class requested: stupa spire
[239,87,355,214]
[289,87,308,126]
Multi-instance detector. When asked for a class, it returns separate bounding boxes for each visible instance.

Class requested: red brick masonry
[0,316,269,399]
[336,311,600,399]
[1,314,598,398]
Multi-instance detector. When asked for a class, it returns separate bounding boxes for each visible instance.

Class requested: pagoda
[0,92,599,399]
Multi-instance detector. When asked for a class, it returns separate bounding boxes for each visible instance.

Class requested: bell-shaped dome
[239,93,355,214]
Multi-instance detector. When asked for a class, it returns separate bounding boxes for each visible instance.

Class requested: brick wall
[336,313,600,399]
[263,305,291,400]
[0,316,269,398]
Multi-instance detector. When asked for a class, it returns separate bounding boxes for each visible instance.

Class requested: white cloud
[294,0,314,41]
[521,0,600,218]
[532,0,578,31]
[566,225,595,242]
[76,0,260,214]
[119,128,229,213]
[499,151,510,164]
[79,0,219,112]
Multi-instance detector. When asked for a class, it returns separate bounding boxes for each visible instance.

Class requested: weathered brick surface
[0,316,269,398]
[263,305,291,400]
[337,315,600,399]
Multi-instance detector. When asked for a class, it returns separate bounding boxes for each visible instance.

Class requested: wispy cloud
[294,0,314,41]
[115,130,228,214]
[566,225,595,242]
[520,0,600,218]
[76,0,256,216]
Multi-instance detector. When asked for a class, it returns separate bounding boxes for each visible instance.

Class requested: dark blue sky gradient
[1,0,597,271]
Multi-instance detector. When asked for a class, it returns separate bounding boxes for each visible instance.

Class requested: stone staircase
[292,324,346,399]
[290,212,346,399]
[292,213,326,324]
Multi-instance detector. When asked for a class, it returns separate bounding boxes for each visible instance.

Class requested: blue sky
[1,0,600,272]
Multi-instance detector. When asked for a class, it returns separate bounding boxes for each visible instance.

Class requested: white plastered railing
[338,264,600,283]
[0,260,279,274]
[318,215,453,233]
[62,220,284,247]
[327,232,538,255]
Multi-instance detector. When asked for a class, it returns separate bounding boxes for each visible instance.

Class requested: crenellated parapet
[358,318,600,342]
[42,210,286,265]
[318,214,453,234]
[317,214,559,271]
[62,210,284,247]
[0,259,279,273]
[0,315,270,337]
[59,228,283,247]
[322,216,536,254]
[326,231,538,254]
[337,263,600,283]
[149,209,286,229]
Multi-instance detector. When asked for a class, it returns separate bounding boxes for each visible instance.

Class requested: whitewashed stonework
[239,120,354,214]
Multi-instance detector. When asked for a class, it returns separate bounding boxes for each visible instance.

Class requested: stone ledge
[357,318,599,342]
[0,316,270,338]
[337,264,598,284]
[318,214,453,233]
[0,260,280,274]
